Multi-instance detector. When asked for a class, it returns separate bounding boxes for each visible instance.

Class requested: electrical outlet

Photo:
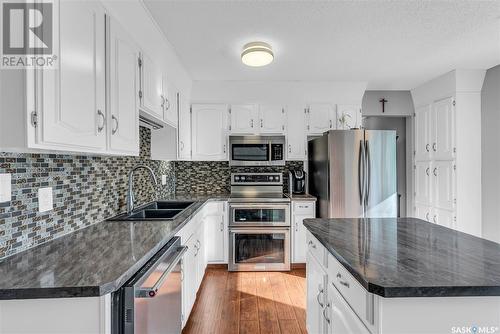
[0,173,11,203]
[38,187,53,212]
[161,175,167,186]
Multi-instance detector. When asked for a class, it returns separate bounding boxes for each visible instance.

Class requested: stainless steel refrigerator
[308,130,397,218]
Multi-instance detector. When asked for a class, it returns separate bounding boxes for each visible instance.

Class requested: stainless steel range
[228,172,291,271]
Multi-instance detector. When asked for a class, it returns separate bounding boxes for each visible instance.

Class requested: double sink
[109,201,195,221]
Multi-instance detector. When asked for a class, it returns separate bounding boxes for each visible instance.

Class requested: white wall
[362,91,414,116]
[191,81,367,105]
[481,65,500,243]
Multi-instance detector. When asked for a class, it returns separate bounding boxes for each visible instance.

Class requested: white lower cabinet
[292,201,316,263]
[204,202,228,264]
[326,284,370,334]
[307,250,327,334]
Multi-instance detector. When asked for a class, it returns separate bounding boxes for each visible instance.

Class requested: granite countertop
[286,193,317,201]
[0,193,230,300]
[303,217,500,298]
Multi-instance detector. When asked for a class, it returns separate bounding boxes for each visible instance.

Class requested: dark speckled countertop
[0,193,229,300]
[303,217,500,298]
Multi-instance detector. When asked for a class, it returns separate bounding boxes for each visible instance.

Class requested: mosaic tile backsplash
[0,127,175,259]
[0,126,303,259]
[174,161,304,194]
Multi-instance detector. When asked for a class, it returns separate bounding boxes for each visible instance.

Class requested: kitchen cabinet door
[163,78,178,127]
[307,251,327,334]
[337,104,362,129]
[414,161,432,205]
[293,214,309,263]
[433,160,455,211]
[414,104,431,161]
[432,97,455,160]
[327,284,370,334]
[414,204,433,222]
[194,223,206,290]
[307,104,335,134]
[286,105,307,160]
[191,104,228,161]
[230,104,257,134]
[204,203,227,264]
[182,235,198,326]
[259,104,286,134]
[433,208,456,229]
[38,0,106,152]
[178,93,191,160]
[107,16,139,155]
[139,52,164,120]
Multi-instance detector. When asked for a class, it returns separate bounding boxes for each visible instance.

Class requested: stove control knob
[241,176,246,181]
[235,176,240,181]
[268,176,273,181]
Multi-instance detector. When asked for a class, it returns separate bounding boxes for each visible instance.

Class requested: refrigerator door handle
[358,140,365,205]
[364,140,371,206]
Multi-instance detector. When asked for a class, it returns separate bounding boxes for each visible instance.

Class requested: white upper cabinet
[191,104,228,161]
[107,16,139,155]
[337,104,362,129]
[163,77,178,127]
[432,98,455,160]
[307,103,336,134]
[178,92,191,160]
[138,52,164,120]
[286,105,307,160]
[258,104,286,134]
[414,104,432,161]
[37,0,106,152]
[229,104,258,134]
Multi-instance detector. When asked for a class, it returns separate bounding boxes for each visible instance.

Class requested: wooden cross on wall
[379,98,388,113]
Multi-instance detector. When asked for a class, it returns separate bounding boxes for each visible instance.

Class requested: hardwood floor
[183,268,307,334]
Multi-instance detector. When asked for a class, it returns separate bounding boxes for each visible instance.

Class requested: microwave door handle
[135,246,187,298]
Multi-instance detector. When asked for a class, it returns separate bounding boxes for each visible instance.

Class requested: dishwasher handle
[135,246,187,298]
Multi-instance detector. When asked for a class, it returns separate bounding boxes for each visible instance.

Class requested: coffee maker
[289,168,307,195]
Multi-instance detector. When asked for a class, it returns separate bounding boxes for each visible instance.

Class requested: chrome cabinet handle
[426,144,430,152]
[223,144,226,153]
[112,115,118,135]
[180,141,185,151]
[433,143,437,151]
[426,212,430,221]
[329,119,333,128]
[295,220,298,232]
[308,240,316,249]
[433,215,437,223]
[323,303,331,324]
[250,119,254,128]
[165,98,170,110]
[433,168,438,176]
[260,119,263,128]
[288,144,292,153]
[426,167,430,176]
[316,287,324,307]
[160,95,165,109]
[97,110,105,132]
[336,273,350,288]
[220,221,224,232]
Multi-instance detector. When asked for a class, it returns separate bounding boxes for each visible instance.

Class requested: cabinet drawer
[327,253,375,329]
[293,201,315,215]
[306,231,327,268]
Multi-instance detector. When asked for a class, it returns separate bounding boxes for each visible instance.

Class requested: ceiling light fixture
[241,42,274,67]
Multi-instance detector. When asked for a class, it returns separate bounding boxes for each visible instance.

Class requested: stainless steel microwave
[229,135,285,166]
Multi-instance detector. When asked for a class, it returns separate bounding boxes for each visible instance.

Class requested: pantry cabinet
[431,98,455,160]
[414,104,431,161]
[107,16,139,155]
[306,104,336,134]
[35,0,107,152]
[191,104,229,160]
[138,52,164,121]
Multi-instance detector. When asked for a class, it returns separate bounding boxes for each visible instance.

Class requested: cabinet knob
[316,287,324,307]
[425,144,430,152]
[426,167,430,176]
[433,215,437,223]
[288,144,292,153]
[425,212,430,221]
[322,304,331,324]
[433,168,438,176]
[433,143,437,151]
[260,119,263,128]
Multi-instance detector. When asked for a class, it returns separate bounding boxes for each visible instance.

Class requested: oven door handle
[230,227,290,233]
[229,203,290,208]
[135,246,187,298]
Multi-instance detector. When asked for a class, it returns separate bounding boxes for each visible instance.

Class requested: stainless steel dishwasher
[113,237,187,334]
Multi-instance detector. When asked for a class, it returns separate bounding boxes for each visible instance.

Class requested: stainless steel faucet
[127,165,158,214]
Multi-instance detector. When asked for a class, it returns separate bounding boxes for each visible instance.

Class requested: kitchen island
[303,217,500,334]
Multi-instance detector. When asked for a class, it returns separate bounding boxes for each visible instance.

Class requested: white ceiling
[143,0,500,90]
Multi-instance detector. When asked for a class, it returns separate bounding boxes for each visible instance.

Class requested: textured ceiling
[143,0,500,89]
